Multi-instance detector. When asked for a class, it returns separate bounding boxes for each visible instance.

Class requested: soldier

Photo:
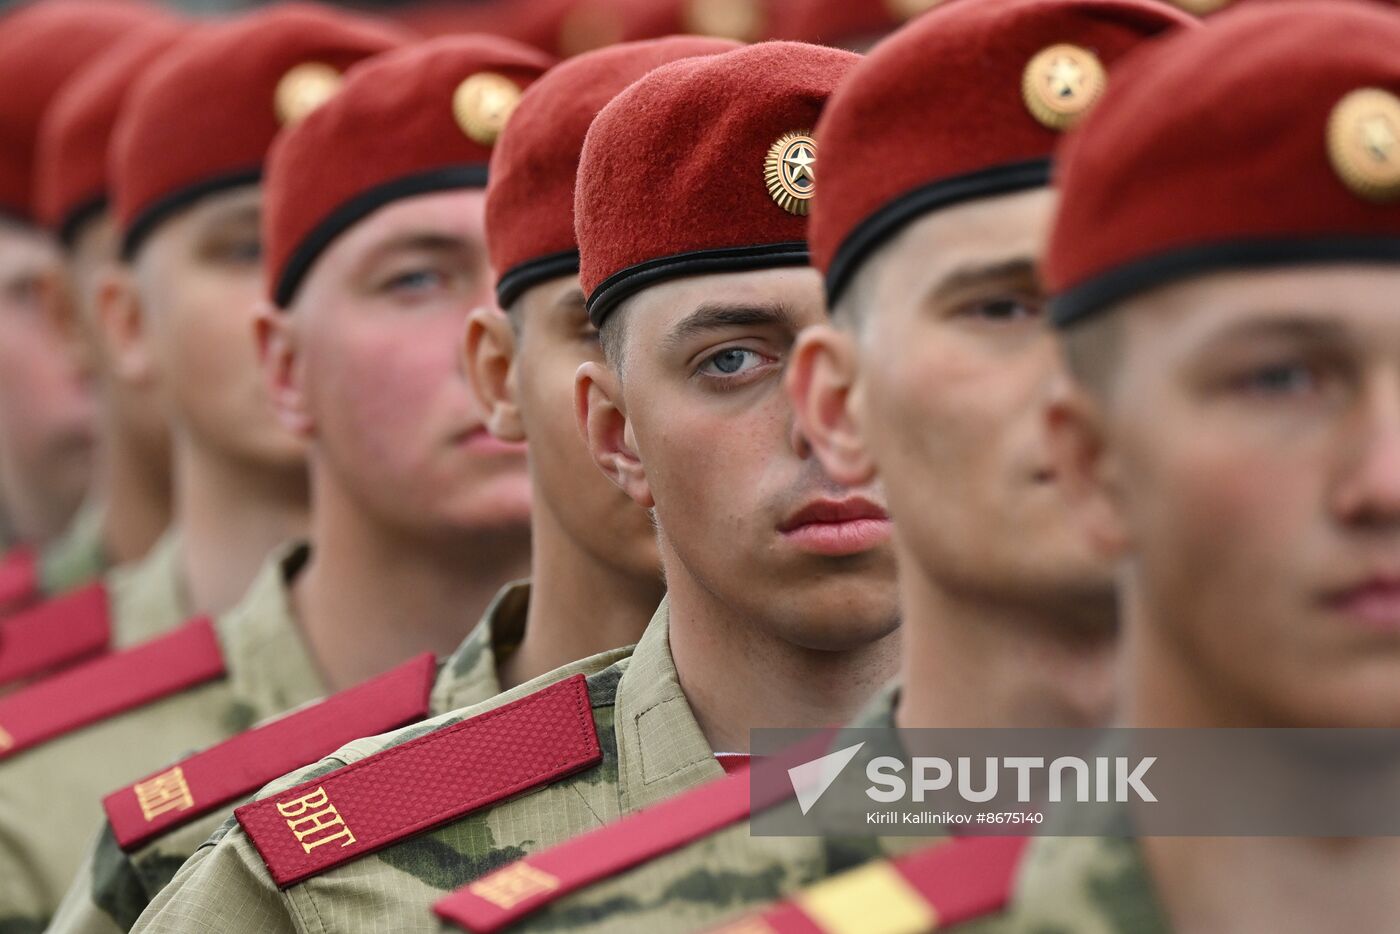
[0,8,408,927]
[1009,1,1400,929]
[0,0,159,612]
[26,18,187,602]
[45,38,741,933]
[427,2,1195,932]
[0,20,191,688]
[131,40,900,934]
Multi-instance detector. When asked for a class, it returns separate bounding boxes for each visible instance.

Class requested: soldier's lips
[778,496,891,556]
[1324,574,1400,632]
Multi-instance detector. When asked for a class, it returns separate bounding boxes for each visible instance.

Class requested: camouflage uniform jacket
[1006,810,1168,934]
[459,683,928,934]
[44,580,543,934]
[130,599,716,934]
[0,542,323,930]
[36,499,108,598]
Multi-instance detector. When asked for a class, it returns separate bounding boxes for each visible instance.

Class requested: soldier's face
[286,189,531,535]
[507,277,658,582]
[0,221,95,541]
[841,189,1111,621]
[134,185,304,471]
[603,267,899,650]
[1055,265,1400,727]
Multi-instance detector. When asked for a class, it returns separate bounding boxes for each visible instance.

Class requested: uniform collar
[612,597,724,812]
[36,496,107,594]
[105,528,188,645]
[430,580,531,714]
[215,540,326,722]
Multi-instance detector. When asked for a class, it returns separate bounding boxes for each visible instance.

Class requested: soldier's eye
[1235,361,1323,397]
[699,347,766,377]
[961,296,1042,322]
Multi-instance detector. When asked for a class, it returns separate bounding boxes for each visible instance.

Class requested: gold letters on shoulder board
[765,131,818,216]
[453,72,523,147]
[275,63,342,126]
[1328,88,1400,203]
[1021,44,1106,132]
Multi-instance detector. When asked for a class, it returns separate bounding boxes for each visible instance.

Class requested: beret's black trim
[58,195,109,248]
[497,249,580,309]
[275,164,490,308]
[824,158,1052,306]
[121,167,263,260]
[1051,237,1400,328]
[587,242,811,328]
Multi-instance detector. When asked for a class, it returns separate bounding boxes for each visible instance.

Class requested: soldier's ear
[464,305,525,443]
[254,301,313,438]
[1045,378,1130,557]
[95,264,156,390]
[786,323,877,486]
[576,360,652,508]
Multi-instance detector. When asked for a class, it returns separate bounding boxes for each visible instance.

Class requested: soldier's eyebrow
[357,232,477,270]
[553,287,586,313]
[1195,314,1355,351]
[662,301,799,351]
[924,256,1040,304]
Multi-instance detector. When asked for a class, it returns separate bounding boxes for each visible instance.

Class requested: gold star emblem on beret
[453,72,523,147]
[275,63,342,126]
[1021,44,1106,132]
[1328,88,1400,203]
[765,131,817,216]
[685,0,764,42]
[1169,0,1231,15]
[883,0,946,21]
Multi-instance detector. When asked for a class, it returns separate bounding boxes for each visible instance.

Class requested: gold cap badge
[1021,44,1106,132]
[685,0,763,42]
[1169,0,1231,15]
[765,131,817,216]
[883,0,946,21]
[1328,88,1400,203]
[275,63,343,126]
[453,72,522,147]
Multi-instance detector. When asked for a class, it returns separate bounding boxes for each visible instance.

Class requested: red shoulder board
[434,735,832,932]
[0,582,111,686]
[0,617,225,761]
[434,765,764,931]
[0,546,39,615]
[236,672,600,889]
[704,837,1030,934]
[104,652,437,852]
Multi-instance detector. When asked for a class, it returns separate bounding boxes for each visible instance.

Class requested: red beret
[0,0,161,222]
[111,4,411,258]
[391,0,686,59]
[265,35,556,307]
[1046,0,1400,325]
[36,19,186,244]
[487,36,740,309]
[809,0,1194,305]
[577,41,861,326]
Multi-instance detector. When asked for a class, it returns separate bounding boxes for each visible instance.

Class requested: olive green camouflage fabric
[44,580,542,934]
[0,542,323,931]
[1006,816,1167,933]
[36,499,108,598]
[477,684,927,934]
[103,531,189,649]
[132,599,718,934]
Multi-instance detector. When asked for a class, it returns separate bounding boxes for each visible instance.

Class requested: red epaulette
[0,582,111,686]
[0,546,40,616]
[704,837,1029,934]
[434,736,829,932]
[236,673,601,889]
[0,617,225,760]
[105,652,438,852]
